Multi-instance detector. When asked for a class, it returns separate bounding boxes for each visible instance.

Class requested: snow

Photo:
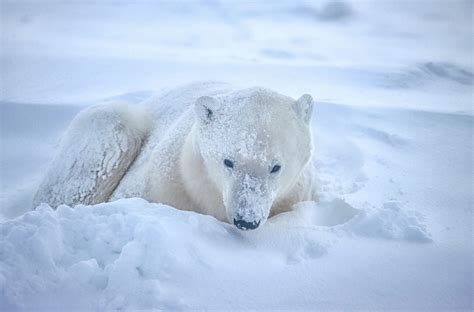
[1,0,473,310]
[1,198,433,311]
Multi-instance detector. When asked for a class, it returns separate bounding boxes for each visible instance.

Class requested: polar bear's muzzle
[226,175,272,231]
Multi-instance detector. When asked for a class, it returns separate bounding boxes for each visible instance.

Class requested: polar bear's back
[144,81,234,140]
[110,82,234,199]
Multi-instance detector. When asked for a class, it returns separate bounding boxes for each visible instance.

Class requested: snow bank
[1,197,432,311]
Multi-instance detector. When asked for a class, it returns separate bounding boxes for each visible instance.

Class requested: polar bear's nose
[233,216,261,230]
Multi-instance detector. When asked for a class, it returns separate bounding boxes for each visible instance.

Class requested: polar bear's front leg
[33,103,151,208]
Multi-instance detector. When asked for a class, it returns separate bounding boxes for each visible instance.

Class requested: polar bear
[34,82,314,230]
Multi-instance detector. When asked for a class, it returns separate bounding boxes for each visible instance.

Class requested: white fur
[35,82,314,228]
[33,103,151,208]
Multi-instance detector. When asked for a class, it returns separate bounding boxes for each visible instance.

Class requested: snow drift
[1,197,432,311]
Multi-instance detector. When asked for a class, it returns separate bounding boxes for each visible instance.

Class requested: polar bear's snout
[225,175,273,231]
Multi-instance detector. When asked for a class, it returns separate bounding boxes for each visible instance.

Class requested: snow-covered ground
[1,0,472,310]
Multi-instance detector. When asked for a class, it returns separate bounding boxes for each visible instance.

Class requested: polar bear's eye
[224,159,234,169]
[271,164,281,173]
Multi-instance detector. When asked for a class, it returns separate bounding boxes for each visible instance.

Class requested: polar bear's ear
[293,94,313,124]
[195,96,218,124]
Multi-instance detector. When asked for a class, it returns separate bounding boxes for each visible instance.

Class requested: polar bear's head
[194,88,313,230]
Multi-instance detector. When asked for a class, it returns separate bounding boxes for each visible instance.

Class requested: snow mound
[0,197,431,310]
[289,200,431,242]
[347,201,432,242]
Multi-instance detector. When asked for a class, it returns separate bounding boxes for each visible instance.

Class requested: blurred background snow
[1,0,472,111]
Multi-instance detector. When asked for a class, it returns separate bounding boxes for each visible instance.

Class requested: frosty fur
[34,82,314,227]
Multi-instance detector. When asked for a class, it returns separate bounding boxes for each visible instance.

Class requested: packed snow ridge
[1,197,430,310]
